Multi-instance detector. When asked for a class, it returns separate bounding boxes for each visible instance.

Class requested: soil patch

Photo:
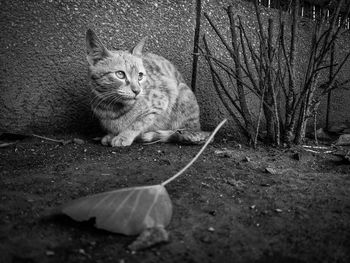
[1,136,350,263]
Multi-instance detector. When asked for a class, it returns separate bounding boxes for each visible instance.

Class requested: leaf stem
[161,119,227,186]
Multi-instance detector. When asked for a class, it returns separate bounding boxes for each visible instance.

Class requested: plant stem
[161,119,227,186]
[191,0,202,92]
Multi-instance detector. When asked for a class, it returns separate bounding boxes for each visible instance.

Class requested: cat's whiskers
[91,90,120,111]
[105,95,120,111]
[90,93,103,106]
[99,90,129,109]
[90,90,112,107]
[95,96,117,111]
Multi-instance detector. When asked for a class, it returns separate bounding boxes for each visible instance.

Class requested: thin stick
[302,145,329,149]
[254,87,265,148]
[32,134,65,143]
[161,119,227,186]
[313,110,318,145]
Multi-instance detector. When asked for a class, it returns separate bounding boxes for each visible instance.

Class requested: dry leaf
[58,184,172,236]
[53,119,227,239]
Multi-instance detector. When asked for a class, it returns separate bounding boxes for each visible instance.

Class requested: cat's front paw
[111,135,134,147]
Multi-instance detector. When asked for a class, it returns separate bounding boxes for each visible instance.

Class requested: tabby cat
[86,29,209,147]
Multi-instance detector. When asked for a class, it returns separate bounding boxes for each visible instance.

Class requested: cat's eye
[138,72,144,81]
[115,71,126,79]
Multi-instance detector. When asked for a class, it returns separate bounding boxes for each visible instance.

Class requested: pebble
[208,227,215,232]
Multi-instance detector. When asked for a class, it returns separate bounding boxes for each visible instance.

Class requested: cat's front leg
[109,114,156,147]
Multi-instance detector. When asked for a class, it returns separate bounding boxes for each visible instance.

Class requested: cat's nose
[131,86,141,96]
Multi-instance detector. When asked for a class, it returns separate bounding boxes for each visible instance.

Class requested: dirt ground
[0,134,350,263]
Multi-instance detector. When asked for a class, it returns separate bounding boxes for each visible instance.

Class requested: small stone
[46,250,55,256]
[335,134,350,146]
[275,208,283,213]
[208,227,215,232]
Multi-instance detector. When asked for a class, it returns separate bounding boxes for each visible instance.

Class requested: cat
[86,29,210,147]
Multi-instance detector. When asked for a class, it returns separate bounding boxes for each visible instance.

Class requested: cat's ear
[86,29,111,65]
[130,37,148,56]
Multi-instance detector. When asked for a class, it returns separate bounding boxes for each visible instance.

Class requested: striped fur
[86,29,209,147]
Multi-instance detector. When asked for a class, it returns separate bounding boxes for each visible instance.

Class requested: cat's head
[86,29,147,104]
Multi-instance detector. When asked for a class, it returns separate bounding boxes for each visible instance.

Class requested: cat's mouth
[122,94,138,100]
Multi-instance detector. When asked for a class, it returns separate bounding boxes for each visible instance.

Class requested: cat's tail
[137,130,211,145]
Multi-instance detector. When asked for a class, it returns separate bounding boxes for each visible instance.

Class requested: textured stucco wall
[1,0,349,136]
